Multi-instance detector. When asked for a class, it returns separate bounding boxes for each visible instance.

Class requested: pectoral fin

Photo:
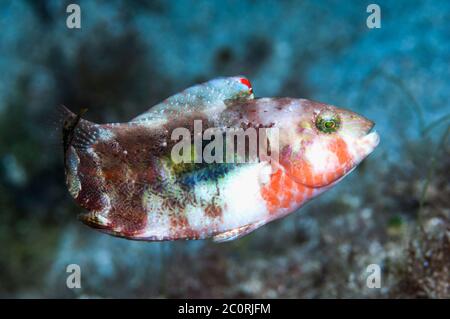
[212,220,265,243]
[131,76,254,122]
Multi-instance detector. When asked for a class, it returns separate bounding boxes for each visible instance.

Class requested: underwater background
[0,0,448,298]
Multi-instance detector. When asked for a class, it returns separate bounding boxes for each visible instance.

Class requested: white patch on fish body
[219,162,271,229]
[140,191,171,239]
[185,204,211,230]
[193,180,219,203]
[304,139,339,173]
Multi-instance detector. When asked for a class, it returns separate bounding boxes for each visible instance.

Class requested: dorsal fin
[131,76,254,122]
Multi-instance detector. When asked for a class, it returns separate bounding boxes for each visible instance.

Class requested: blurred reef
[0,0,448,298]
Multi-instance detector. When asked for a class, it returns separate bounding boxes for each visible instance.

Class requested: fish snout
[335,109,379,164]
[337,109,375,139]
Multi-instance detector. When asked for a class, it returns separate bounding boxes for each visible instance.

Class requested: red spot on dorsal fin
[240,77,253,93]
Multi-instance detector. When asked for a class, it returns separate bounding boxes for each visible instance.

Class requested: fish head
[278,100,379,188]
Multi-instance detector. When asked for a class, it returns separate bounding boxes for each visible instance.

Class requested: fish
[61,76,379,242]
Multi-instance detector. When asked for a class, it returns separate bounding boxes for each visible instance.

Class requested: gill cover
[281,137,354,188]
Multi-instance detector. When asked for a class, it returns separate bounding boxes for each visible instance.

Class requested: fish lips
[354,124,380,161]
[364,120,380,148]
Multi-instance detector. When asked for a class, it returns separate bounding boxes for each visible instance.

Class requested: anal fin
[212,221,265,243]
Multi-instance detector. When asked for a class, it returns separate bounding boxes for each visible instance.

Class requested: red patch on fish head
[281,136,353,188]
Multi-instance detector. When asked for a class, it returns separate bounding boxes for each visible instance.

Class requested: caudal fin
[61,106,107,215]
[59,105,98,155]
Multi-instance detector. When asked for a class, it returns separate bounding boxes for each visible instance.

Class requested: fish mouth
[355,123,380,158]
[364,130,380,148]
[364,121,379,146]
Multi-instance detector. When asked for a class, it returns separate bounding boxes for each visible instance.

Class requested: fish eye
[315,111,341,133]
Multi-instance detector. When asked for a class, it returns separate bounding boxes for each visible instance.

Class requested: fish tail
[59,105,98,155]
[60,106,108,215]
